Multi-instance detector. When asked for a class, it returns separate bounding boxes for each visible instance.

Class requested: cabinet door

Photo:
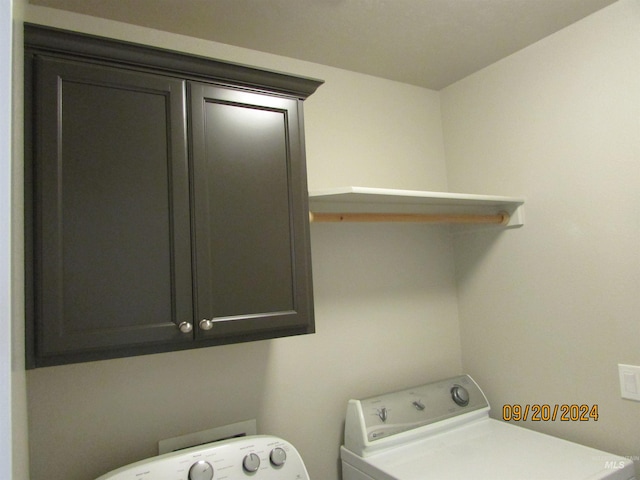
[28,56,193,366]
[189,82,314,342]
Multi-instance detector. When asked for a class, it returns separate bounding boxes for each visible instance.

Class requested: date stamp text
[502,404,599,422]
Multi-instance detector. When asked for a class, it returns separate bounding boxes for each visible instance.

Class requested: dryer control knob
[451,384,469,406]
[188,460,213,480]
[377,407,388,422]
[243,452,261,473]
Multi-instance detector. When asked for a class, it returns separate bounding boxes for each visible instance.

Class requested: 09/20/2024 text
[502,404,599,422]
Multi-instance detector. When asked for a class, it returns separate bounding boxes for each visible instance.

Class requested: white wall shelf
[308,186,525,228]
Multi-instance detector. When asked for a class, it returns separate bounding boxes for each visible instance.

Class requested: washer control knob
[451,384,470,406]
[412,399,425,411]
[270,447,287,467]
[242,452,261,473]
[188,460,213,480]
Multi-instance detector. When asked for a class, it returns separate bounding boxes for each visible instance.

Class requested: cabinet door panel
[190,83,314,339]
[30,57,193,363]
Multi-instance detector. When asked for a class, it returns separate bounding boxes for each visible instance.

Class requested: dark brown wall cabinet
[24,25,322,368]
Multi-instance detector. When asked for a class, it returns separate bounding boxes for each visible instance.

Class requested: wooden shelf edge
[308,186,525,228]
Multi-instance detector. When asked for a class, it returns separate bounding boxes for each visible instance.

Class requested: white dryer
[341,375,636,480]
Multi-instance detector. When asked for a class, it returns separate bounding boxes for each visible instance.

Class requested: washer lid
[341,418,634,480]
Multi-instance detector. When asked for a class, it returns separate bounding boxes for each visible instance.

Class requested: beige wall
[442,0,640,472]
[11,0,30,479]
[22,6,461,480]
[2,1,16,479]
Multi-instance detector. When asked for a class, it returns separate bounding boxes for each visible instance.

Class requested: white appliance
[95,435,310,480]
[341,375,636,480]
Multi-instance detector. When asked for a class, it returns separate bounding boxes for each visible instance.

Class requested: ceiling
[29,0,617,90]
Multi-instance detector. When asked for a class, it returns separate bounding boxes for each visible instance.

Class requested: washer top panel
[95,435,310,480]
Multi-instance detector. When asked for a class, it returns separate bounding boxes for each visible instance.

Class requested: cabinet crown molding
[24,23,324,99]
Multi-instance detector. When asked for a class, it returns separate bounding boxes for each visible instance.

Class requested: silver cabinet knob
[178,322,193,333]
[199,319,213,331]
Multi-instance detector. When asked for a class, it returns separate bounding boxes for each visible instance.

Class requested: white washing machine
[341,375,636,480]
[95,435,309,479]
